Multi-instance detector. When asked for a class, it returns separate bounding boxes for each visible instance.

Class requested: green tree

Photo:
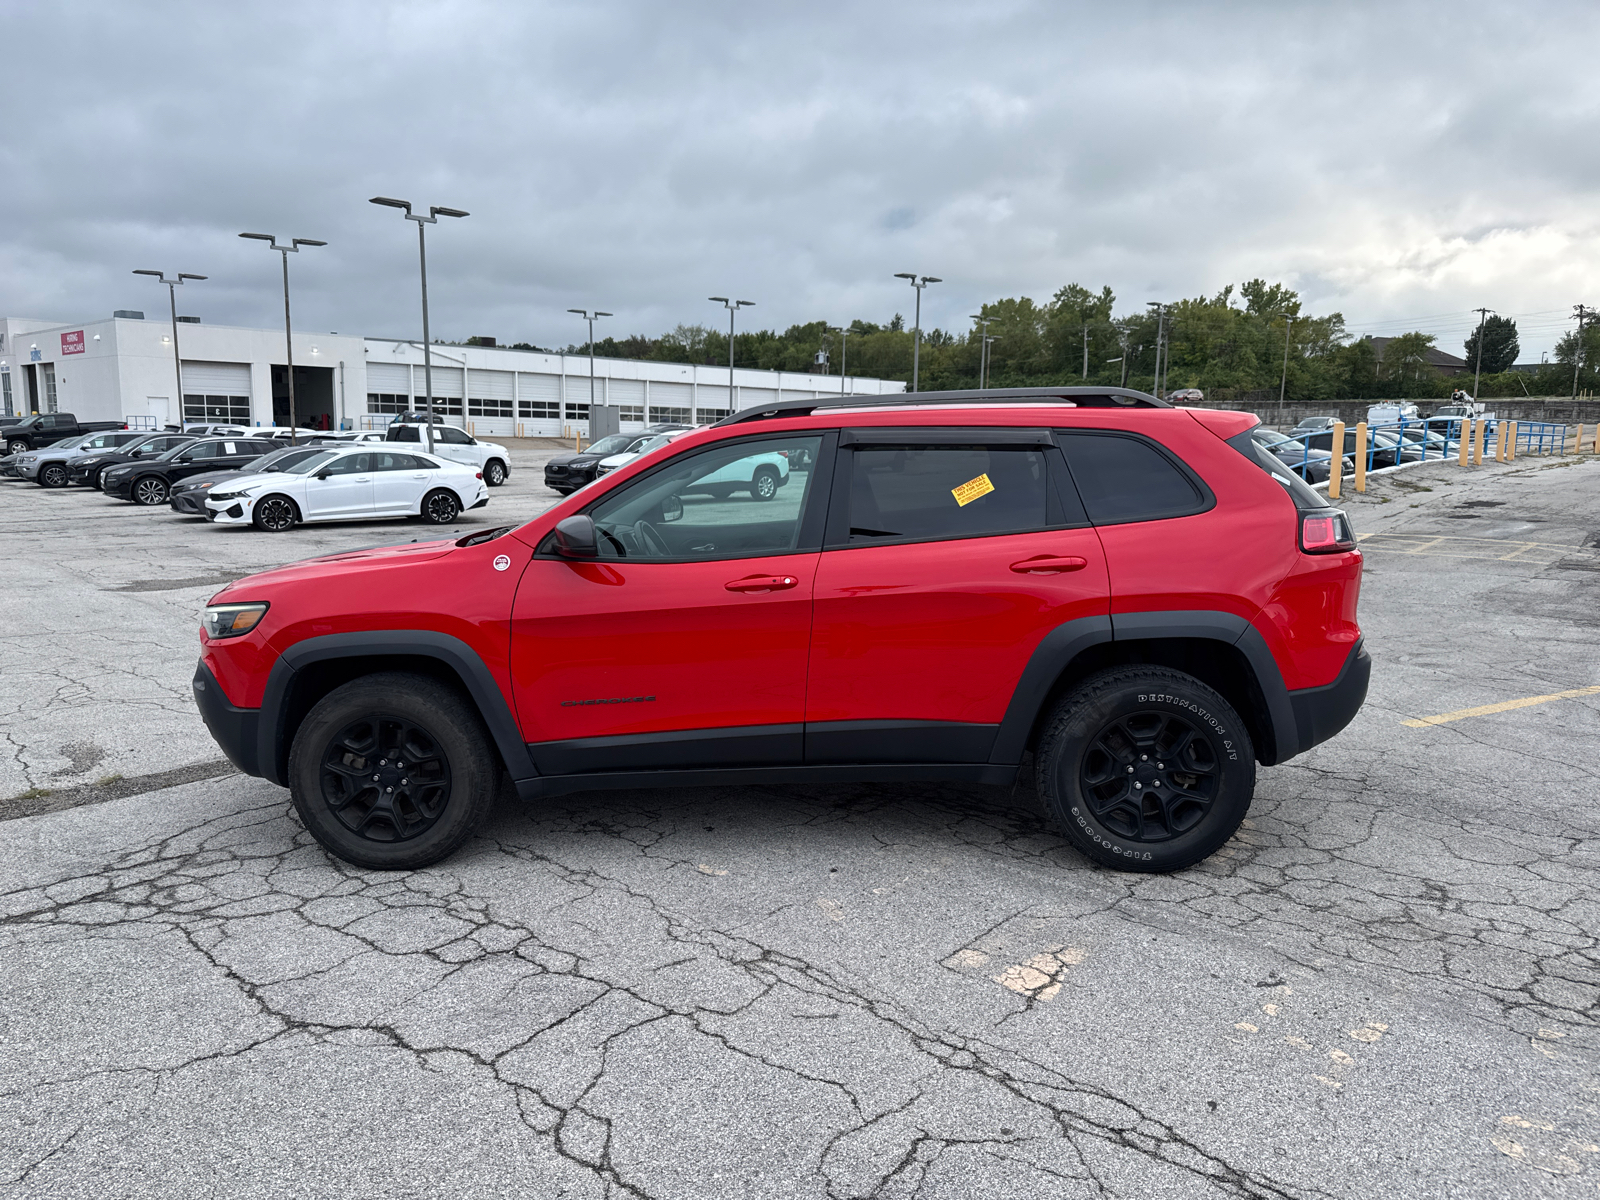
[1462,316,1519,374]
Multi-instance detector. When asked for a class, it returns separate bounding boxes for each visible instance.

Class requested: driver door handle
[1009,554,1088,574]
[725,574,800,594]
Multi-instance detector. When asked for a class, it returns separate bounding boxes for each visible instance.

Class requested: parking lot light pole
[830,326,850,395]
[369,197,469,454]
[969,314,993,389]
[709,298,754,409]
[239,233,326,444]
[566,310,612,418]
[133,270,206,426]
[895,273,940,391]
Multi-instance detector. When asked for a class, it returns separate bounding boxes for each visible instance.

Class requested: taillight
[475,471,483,479]
[1300,509,1356,554]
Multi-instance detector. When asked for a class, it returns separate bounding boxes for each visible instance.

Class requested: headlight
[202,602,269,639]
[209,487,255,501]
[79,457,102,466]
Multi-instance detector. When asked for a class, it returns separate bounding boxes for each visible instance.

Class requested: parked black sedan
[67,431,197,488]
[167,441,343,515]
[102,436,277,505]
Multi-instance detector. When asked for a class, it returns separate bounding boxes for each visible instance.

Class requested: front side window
[322,453,370,475]
[586,435,822,561]
[436,426,472,445]
[845,445,1048,543]
[1057,432,1207,524]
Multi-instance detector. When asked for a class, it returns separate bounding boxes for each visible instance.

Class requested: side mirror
[316,470,331,480]
[176,455,193,463]
[661,495,683,523]
[553,514,598,558]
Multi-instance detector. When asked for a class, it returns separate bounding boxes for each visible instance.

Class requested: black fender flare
[988,610,1301,767]
[256,630,535,786]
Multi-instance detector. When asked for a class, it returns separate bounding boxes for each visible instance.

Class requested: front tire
[131,475,169,505]
[287,672,498,869]
[252,494,299,531]
[421,488,461,524]
[483,459,507,487]
[38,463,69,488]
[1036,666,1256,873]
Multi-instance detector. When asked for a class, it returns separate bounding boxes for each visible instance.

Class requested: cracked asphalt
[2,446,1598,1198]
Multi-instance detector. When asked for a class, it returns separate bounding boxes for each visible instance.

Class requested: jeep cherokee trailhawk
[194,388,1369,872]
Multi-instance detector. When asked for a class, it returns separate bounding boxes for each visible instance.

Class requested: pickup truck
[4,413,127,454]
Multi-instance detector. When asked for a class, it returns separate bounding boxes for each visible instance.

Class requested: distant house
[1365,336,1468,377]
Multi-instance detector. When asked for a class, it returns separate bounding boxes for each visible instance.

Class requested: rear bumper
[192,660,262,777]
[1288,640,1370,754]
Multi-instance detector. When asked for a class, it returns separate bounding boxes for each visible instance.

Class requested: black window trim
[822,433,1089,551]
[532,429,838,563]
[1051,428,1216,526]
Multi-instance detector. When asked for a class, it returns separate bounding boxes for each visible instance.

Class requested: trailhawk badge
[492,554,511,571]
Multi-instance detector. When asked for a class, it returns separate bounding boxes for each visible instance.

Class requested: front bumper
[102,476,135,499]
[193,659,262,777]
[1288,639,1371,754]
[204,500,249,524]
[170,491,211,515]
[16,461,41,479]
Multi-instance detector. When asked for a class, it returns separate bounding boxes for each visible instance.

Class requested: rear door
[804,428,1110,764]
[510,432,827,774]
[371,450,433,514]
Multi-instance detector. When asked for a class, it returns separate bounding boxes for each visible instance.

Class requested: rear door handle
[1009,555,1088,574]
[725,574,800,593]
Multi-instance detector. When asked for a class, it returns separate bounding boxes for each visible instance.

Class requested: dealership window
[564,401,589,421]
[42,363,58,413]
[518,399,559,420]
[1,372,11,417]
[619,405,644,422]
[696,406,730,423]
[650,406,691,424]
[183,394,251,423]
[435,397,464,416]
[468,397,513,418]
[367,393,409,414]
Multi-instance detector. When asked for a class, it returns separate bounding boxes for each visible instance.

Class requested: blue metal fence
[1269,416,1569,483]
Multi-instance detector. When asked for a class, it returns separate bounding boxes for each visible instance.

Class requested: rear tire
[751,465,779,501]
[421,488,461,524]
[483,459,507,487]
[131,475,169,505]
[252,494,299,532]
[1035,666,1255,873]
[6,439,26,455]
[287,672,497,869]
[38,463,69,488]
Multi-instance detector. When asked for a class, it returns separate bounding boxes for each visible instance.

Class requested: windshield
[256,446,324,472]
[586,434,636,456]
[280,450,340,475]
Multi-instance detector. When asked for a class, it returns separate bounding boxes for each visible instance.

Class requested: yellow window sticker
[951,473,995,507]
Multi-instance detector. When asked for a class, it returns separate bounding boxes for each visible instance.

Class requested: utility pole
[1470,307,1492,402]
[969,314,992,389]
[1147,303,1166,398]
[1082,321,1089,379]
[830,326,850,395]
[895,273,941,391]
[1572,305,1591,402]
[1278,316,1295,423]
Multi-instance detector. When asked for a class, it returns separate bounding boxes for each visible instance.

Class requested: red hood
[207,538,457,601]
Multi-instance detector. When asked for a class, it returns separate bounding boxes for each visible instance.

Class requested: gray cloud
[3,0,1597,358]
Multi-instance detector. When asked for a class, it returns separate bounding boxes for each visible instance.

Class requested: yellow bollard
[1457,420,1469,466]
[1354,422,1368,492]
[1507,420,1517,461]
[1494,421,1506,462]
[1329,421,1344,499]
[1473,418,1485,465]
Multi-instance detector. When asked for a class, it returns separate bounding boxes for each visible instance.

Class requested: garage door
[516,372,562,435]
[181,360,252,424]
[650,381,691,424]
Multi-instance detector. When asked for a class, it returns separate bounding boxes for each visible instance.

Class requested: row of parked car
[0,414,511,531]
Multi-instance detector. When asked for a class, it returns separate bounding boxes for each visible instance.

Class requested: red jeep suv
[193,388,1368,873]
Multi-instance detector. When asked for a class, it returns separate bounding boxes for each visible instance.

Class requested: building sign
[30,347,41,362]
[61,330,85,356]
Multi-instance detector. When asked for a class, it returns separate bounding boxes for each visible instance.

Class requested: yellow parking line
[1403,686,1600,728]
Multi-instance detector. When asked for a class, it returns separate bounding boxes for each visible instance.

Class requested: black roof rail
[714,385,1171,426]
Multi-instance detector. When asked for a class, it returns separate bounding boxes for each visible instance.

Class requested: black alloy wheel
[287,672,498,869]
[484,459,507,487]
[421,488,461,524]
[751,466,779,501]
[318,714,453,843]
[1036,666,1255,873]
[39,463,69,488]
[132,475,169,505]
[252,494,298,532]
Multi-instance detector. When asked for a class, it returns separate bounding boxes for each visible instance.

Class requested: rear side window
[390,425,421,443]
[1057,432,1207,524]
[1226,430,1328,509]
[846,446,1048,542]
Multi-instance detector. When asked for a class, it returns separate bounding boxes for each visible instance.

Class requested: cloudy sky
[3,0,1596,360]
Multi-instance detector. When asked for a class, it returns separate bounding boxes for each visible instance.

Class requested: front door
[301,451,373,518]
[510,433,826,775]
[805,430,1110,764]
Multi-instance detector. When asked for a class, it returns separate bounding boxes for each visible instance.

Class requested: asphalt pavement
[2,445,1598,1198]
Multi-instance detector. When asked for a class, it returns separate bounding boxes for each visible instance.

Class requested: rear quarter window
[1225,429,1329,509]
[1056,431,1210,524]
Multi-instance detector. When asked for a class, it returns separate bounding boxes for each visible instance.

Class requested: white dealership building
[0,312,904,438]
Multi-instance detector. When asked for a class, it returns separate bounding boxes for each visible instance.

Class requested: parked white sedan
[203,447,488,531]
